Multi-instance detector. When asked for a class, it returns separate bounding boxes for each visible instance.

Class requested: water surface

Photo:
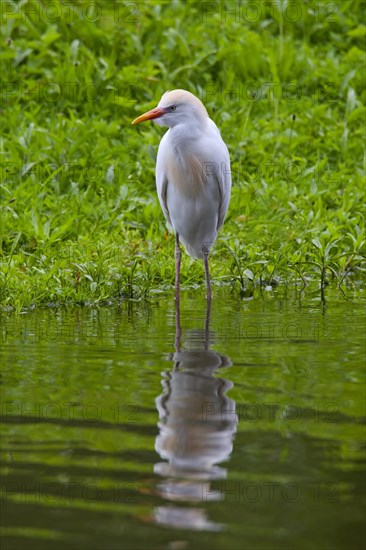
[1,288,365,549]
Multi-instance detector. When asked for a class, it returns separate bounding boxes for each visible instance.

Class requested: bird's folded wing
[205,119,231,231]
[157,176,171,226]
[214,146,231,232]
[156,131,172,225]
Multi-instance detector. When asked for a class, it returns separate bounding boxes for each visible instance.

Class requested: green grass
[1,0,365,310]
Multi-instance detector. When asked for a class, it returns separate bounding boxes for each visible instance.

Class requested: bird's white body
[132,89,231,296]
[156,117,231,259]
[152,90,231,259]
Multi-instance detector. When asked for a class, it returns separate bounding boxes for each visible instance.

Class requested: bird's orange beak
[131,107,166,124]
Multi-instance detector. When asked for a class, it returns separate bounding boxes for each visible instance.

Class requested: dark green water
[1,288,365,550]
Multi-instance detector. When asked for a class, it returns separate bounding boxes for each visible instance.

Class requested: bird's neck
[170,120,208,150]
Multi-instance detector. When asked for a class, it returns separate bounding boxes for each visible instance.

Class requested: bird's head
[131,89,208,128]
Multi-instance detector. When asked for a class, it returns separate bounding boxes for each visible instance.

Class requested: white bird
[132,89,231,300]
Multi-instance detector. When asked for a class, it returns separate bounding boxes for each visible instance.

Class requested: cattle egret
[132,89,231,300]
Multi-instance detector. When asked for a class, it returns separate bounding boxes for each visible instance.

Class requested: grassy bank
[1,0,365,310]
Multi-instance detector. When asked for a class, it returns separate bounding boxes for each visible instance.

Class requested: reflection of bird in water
[153,299,237,531]
[155,348,235,480]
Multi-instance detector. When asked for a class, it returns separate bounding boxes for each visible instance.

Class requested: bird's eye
[170,105,176,111]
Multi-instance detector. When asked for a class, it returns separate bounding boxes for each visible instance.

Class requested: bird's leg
[174,233,181,352]
[203,247,212,302]
[174,283,181,353]
[204,290,212,350]
[175,232,181,302]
